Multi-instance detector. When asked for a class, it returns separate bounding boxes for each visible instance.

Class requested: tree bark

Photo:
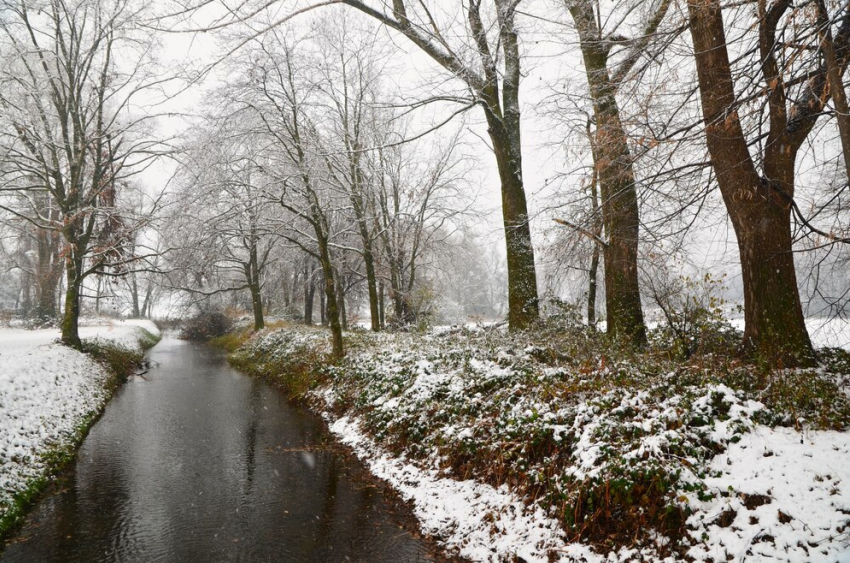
[61,254,83,349]
[816,0,850,182]
[569,0,647,345]
[304,262,315,325]
[588,146,600,328]
[378,280,385,329]
[687,0,815,366]
[317,240,344,358]
[319,279,326,326]
[130,273,141,318]
[34,226,62,320]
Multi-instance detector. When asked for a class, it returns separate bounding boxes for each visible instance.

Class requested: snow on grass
[78,318,161,352]
[238,323,850,562]
[0,319,160,526]
[687,427,850,562]
[328,415,595,563]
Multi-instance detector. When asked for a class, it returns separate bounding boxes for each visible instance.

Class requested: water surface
[2,338,442,562]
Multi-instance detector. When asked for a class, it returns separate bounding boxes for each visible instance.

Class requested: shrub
[180,309,233,341]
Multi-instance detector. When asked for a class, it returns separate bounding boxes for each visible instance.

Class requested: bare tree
[560,0,674,345]
[167,128,278,331]
[0,0,165,347]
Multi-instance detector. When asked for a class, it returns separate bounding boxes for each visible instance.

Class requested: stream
[2,338,444,562]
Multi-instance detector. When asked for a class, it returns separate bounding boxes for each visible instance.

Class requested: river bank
[0,319,161,540]
[1,337,456,562]
[223,322,850,563]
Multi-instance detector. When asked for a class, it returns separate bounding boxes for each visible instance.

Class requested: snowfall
[0,319,160,522]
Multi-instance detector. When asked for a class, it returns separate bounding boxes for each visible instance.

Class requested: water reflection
[2,339,440,562]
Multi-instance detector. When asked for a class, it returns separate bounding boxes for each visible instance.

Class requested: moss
[0,329,160,543]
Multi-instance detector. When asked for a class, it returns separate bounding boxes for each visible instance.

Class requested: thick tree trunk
[61,256,82,349]
[249,279,264,331]
[688,0,815,366]
[484,113,539,330]
[570,1,647,346]
[736,197,812,362]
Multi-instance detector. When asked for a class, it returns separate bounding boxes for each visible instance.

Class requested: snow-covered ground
[235,322,850,563]
[0,319,160,523]
[688,427,850,562]
[325,387,850,562]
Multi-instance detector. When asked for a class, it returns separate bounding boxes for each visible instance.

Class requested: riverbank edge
[0,328,161,543]
[216,324,850,562]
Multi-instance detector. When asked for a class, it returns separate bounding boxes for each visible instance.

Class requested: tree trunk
[588,244,599,328]
[95,276,102,314]
[815,0,850,181]
[61,255,82,349]
[483,97,539,331]
[588,151,601,329]
[249,280,264,331]
[687,0,815,366]
[336,272,348,331]
[317,241,344,358]
[130,273,141,318]
[319,281,326,326]
[142,280,154,318]
[378,281,385,329]
[347,147,381,331]
[246,240,265,331]
[34,228,62,321]
[736,197,813,362]
[570,1,647,346]
[304,262,315,325]
[362,243,380,331]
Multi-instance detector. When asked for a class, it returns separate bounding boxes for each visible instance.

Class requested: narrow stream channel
[2,338,444,562]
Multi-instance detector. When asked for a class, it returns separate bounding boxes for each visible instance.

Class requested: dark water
[2,338,441,563]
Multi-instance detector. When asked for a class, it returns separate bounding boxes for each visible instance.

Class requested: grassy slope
[221,321,850,560]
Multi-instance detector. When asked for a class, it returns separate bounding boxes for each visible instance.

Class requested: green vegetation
[223,321,850,557]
